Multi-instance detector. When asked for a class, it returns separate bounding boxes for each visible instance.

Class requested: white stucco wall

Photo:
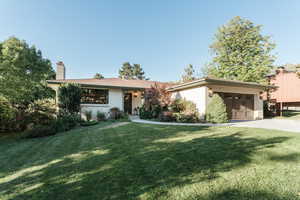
[81,88,123,120]
[171,86,208,119]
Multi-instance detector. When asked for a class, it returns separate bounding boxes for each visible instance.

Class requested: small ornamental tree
[206,94,228,123]
[58,83,81,114]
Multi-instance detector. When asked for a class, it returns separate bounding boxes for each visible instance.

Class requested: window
[81,88,109,104]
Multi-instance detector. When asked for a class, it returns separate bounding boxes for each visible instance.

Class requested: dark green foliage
[80,120,98,126]
[94,73,104,79]
[96,111,106,121]
[181,64,196,83]
[139,105,153,119]
[23,113,80,138]
[0,37,55,106]
[206,94,228,123]
[25,98,57,126]
[23,125,56,138]
[173,112,199,123]
[84,110,92,121]
[58,83,81,114]
[0,96,16,132]
[158,111,174,122]
[168,99,199,123]
[119,62,148,80]
[109,107,123,120]
[207,16,276,84]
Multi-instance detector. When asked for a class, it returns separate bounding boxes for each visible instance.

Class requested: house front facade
[47,62,166,119]
[48,62,268,121]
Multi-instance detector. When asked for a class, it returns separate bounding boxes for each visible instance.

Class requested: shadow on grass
[0,124,291,200]
[190,188,293,200]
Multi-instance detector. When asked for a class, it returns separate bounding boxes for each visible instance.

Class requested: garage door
[217,93,254,120]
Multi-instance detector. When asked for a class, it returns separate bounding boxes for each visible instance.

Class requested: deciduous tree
[0,37,55,106]
[207,16,276,84]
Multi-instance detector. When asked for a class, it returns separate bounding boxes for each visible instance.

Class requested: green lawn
[1,123,300,200]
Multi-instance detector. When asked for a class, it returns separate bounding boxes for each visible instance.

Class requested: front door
[124,93,132,114]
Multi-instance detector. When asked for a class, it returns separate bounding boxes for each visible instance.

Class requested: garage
[217,92,254,120]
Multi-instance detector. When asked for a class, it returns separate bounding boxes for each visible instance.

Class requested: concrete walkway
[130,116,300,133]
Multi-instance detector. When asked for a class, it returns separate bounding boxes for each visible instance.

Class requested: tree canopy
[119,62,148,80]
[207,16,276,84]
[0,37,55,106]
[181,64,196,82]
[94,73,104,79]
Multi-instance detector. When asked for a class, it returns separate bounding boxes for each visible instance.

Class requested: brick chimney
[56,61,65,80]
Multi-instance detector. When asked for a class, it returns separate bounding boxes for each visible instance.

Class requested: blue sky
[0,0,300,81]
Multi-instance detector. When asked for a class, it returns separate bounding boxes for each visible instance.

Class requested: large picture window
[81,88,109,104]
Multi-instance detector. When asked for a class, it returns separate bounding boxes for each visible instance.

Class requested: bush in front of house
[0,96,16,132]
[25,98,57,126]
[158,111,174,122]
[97,111,106,121]
[168,99,200,123]
[139,105,153,119]
[206,94,228,123]
[80,120,98,126]
[23,113,81,138]
[58,83,81,114]
[84,110,92,121]
[109,107,123,120]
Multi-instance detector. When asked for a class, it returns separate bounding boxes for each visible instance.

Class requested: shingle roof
[47,78,169,89]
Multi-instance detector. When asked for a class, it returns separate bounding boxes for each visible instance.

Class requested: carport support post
[280,102,283,116]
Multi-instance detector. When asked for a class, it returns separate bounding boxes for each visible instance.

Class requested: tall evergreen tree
[94,73,104,79]
[119,62,134,79]
[119,62,148,80]
[133,64,146,80]
[181,64,196,82]
[207,16,276,84]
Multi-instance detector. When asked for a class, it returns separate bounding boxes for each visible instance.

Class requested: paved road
[130,116,300,133]
[232,119,300,133]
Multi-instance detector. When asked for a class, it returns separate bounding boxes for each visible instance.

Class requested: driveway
[130,116,300,133]
[232,119,300,133]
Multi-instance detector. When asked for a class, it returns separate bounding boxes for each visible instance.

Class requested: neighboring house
[47,61,269,121]
[267,66,300,113]
[167,78,268,120]
[47,62,167,119]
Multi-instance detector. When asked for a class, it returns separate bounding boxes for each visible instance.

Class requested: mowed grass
[0,123,300,200]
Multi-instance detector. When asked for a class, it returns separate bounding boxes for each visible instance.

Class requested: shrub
[80,120,98,126]
[59,113,81,129]
[109,107,123,120]
[84,110,92,121]
[23,125,57,138]
[58,83,81,114]
[25,98,57,126]
[206,94,228,123]
[158,111,174,122]
[173,112,198,123]
[96,111,106,121]
[139,105,153,119]
[0,96,16,132]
